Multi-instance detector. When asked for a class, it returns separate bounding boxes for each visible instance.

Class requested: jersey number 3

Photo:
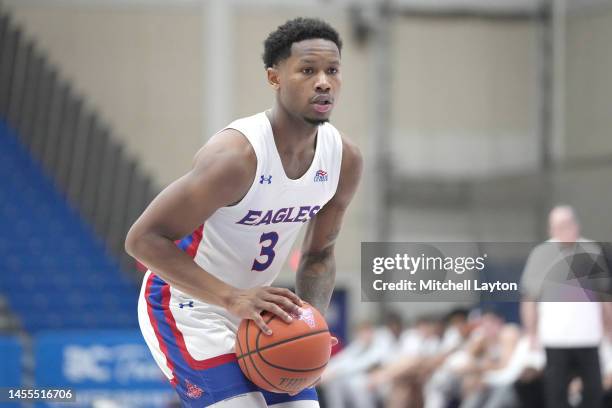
[252,232,279,271]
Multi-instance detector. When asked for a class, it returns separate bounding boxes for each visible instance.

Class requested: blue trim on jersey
[177,235,193,251]
[148,275,318,407]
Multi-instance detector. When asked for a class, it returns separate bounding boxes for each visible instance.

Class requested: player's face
[275,39,341,126]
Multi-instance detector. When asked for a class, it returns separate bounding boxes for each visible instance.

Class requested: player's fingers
[331,336,338,346]
[261,301,293,323]
[251,313,272,335]
[268,287,303,307]
[264,294,302,315]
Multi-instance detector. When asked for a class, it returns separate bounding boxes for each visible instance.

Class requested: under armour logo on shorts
[179,301,194,309]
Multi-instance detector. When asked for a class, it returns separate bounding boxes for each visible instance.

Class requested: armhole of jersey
[331,126,344,196]
[216,125,262,210]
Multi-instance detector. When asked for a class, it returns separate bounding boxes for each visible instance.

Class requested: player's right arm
[125,129,301,334]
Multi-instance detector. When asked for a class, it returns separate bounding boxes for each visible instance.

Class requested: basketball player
[125,17,362,408]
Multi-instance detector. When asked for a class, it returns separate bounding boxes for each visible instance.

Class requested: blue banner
[0,336,21,386]
[327,288,348,353]
[35,330,175,407]
[0,336,22,407]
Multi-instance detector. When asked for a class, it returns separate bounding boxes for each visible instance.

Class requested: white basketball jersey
[191,111,342,290]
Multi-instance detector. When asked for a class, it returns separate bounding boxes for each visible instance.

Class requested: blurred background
[0,0,611,407]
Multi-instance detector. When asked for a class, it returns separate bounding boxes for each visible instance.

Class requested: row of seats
[0,120,140,332]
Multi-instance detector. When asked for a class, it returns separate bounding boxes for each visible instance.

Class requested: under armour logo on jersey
[314,169,328,182]
[259,175,272,184]
[179,301,194,309]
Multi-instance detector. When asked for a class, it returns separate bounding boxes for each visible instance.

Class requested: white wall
[4,1,204,187]
[566,5,612,159]
[391,18,539,178]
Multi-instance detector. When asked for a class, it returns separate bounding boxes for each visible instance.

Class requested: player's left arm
[296,135,363,314]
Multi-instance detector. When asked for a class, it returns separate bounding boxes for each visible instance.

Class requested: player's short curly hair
[262,17,342,69]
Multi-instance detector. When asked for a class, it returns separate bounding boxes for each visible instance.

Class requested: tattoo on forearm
[296,247,335,315]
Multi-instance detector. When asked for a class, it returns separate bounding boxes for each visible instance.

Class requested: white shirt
[398,328,441,357]
[538,301,603,347]
[522,238,607,347]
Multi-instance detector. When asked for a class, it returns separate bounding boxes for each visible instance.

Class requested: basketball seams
[237,311,330,393]
[236,320,253,382]
[263,313,275,326]
[255,331,330,372]
[244,315,287,393]
[236,329,330,360]
[236,312,328,359]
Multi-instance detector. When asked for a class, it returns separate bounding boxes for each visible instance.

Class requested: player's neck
[266,106,318,154]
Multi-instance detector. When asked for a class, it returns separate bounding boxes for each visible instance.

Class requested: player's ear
[267,66,280,90]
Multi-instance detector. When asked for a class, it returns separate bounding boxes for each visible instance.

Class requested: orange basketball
[234,302,331,394]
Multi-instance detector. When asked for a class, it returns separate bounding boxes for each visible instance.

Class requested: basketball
[235,302,332,394]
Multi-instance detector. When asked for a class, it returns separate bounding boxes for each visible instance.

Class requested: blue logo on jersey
[179,301,194,309]
[260,175,272,184]
[236,205,321,226]
[314,169,328,182]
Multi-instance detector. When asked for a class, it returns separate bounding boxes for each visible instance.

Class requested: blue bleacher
[0,120,139,333]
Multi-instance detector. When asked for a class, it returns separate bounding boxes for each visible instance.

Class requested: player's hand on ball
[235,303,332,394]
[227,286,303,335]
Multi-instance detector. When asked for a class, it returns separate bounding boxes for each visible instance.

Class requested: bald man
[521,205,612,408]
